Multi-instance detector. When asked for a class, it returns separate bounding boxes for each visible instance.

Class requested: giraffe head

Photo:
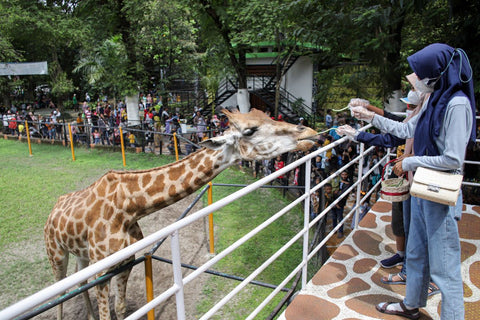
[200,109,317,161]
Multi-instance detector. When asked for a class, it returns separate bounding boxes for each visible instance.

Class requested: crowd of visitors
[1,92,391,244]
[1,103,64,140]
[0,95,231,151]
[232,108,390,241]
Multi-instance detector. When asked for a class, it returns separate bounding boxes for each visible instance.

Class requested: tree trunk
[199,1,250,112]
[383,8,405,112]
[236,47,250,112]
[274,29,282,118]
[117,0,141,124]
[2,93,10,108]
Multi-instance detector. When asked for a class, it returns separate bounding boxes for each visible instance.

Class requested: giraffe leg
[76,257,97,320]
[95,280,111,320]
[47,249,69,320]
[113,224,143,319]
[113,258,134,320]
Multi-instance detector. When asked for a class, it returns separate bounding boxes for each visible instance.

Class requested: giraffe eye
[243,127,258,137]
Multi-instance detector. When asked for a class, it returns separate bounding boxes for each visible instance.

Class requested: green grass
[0,139,305,318]
[0,139,176,308]
[196,168,304,319]
[0,139,175,247]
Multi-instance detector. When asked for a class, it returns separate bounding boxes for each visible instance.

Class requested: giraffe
[44,108,318,320]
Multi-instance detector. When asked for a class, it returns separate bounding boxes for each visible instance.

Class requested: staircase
[186,55,314,125]
[215,79,238,107]
[262,55,298,90]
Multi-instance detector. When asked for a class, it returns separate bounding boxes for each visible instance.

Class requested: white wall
[220,94,238,110]
[247,57,274,65]
[282,56,313,112]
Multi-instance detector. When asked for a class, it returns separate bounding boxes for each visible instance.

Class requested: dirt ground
[34,194,213,320]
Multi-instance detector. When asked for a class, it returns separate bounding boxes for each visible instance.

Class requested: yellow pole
[208,182,215,254]
[144,254,155,320]
[173,132,179,161]
[119,127,126,167]
[24,120,32,156]
[68,124,75,161]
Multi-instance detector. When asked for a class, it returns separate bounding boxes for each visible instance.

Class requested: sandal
[428,282,440,297]
[376,301,420,320]
[381,272,406,285]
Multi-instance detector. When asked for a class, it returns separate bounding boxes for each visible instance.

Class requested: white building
[218,42,318,122]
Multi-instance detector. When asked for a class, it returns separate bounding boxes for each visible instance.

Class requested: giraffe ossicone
[44,108,317,320]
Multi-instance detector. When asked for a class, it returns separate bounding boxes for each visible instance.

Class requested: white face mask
[415,78,436,94]
[407,90,422,106]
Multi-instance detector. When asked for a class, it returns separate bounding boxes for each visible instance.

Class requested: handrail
[1,121,478,320]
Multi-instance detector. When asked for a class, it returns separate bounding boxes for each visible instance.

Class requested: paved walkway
[279,200,480,320]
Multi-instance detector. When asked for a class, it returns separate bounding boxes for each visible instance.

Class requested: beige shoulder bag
[410,167,463,206]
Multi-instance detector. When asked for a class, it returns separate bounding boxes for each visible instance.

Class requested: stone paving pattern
[279,200,480,320]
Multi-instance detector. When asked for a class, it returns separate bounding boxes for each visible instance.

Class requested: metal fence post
[25,120,33,156]
[355,143,365,229]
[68,124,75,161]
[302,158,311,289]
[173,132,179,161]
[171,231,186,320]
[144,253,155,320]
[119,127,126,167]
[208,182,215,254]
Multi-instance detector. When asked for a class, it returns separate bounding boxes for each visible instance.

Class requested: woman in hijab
[350,43,475,319]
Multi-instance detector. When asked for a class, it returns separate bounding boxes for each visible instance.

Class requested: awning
[0,62,48,76]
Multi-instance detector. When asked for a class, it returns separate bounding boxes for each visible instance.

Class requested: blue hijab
[407,43,476,156]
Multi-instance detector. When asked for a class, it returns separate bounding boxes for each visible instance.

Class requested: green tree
[289,0,480,112]
[402,0,480,97]
[288,1,420,109]
[133,0,198,109]
[190,0,250,111]
[190,0,306,113]
[74,35,129,103]
[0,18,23,106]
[0,0,88,107]
[71,0,199,115]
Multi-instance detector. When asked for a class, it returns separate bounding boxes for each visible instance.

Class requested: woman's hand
[393,160,404,176]
[336,125,358,140]
[348,98,370,108]
[350,106,375,122]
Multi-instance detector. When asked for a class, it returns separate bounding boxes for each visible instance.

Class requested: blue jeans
[403,195,464,319]
[400,197,411,276]
[402,192,463,278]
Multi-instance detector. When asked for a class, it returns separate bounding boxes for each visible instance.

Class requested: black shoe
[380,253,404,268]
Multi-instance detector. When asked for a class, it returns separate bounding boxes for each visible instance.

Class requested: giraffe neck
[114,147,232,222]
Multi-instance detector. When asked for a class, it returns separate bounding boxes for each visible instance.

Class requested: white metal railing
[1,121,478,320]
[463,115,480,187]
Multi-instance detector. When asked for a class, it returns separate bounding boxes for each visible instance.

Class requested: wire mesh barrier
[0,120,479,319]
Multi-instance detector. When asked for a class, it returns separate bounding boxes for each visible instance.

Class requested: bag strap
[382,158,407,181]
